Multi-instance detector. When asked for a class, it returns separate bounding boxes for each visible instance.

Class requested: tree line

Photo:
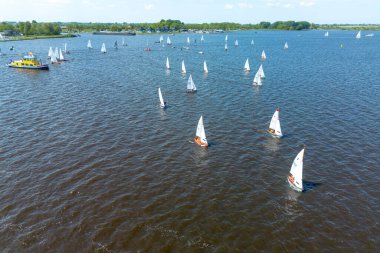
[0,21,61,35]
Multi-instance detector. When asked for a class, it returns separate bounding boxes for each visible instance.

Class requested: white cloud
[144,3,154,10]
[300,1,315,7]
[238,2,253,9]
[224,3,234,9]
[283,3,293,8]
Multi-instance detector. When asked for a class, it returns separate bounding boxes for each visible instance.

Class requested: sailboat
[114,40,118,49]
[259,64,265,79]
[261,50,267,60]
[356,30,361,39]
[225,35,228,41]
[167,37,172,45]
[50,50,58,64]
[58,48,66,62]
[244,58,250,71]
[284,42,288,49]
[224,43,228,51]
[288,148,305,192]
[48,47,53,59]
[267,107,282,138]
[251,39,254,45]
[187,74,197,92]
[122,38,126,46]
[166,57,170,70]
[324,31,329,37]
[187,37,190,44]
[63,43,68,53]
[101,43,107,53]
[159,35,163,43]
[253,68,262,86]
[235,39,238,47]
[201,35,204,42]
[203,60,208,73]
[194,115,208,147]
[87,40,92,49]
[181,60,186,74]
[158,87,167,108]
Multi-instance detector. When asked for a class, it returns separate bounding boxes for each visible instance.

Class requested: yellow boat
[7,52,49,70]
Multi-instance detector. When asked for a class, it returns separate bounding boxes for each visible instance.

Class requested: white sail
[244,58,250,71]
[187,37,190,44]
[235,40,238,46]
[288,148,305,192]
[356,30,361,39]
[64,43,67,53]
[59,48,64,61]
[48,47,53,58]
[122,38,125,46]
[101,43,106,53]
[269,107,282,137]
[201,35,204,42]
[166,57,170,69]
[54,47,59,59]
[187,74,196,91]
[224,43,228,51]
[50,50,58,63]
[203,60,208,73]
[225,35,228,41]
[158,87,166,108]
[159,35,163,43]
[87,40,92,49]
[259,64,265,79]
[251,39,254,45]
[253,69,262,86]
[181,60,186,73]
[261,50,266,60]
[284,42,288,49]
[167,37,172,45]
[196,115,207,145]
[324,31,329,37]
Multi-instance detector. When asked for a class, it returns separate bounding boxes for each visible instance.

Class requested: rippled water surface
[0,30,379,252]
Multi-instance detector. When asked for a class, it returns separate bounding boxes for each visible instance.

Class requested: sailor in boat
[288,173,295,185]
[194,136,208,147]
[267,129,275,134]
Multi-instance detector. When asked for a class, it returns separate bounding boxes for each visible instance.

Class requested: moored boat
[8,52,49,70]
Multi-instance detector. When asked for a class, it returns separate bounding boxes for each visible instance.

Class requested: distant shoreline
[0,34,77,42]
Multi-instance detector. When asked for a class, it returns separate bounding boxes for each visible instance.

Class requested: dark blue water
[0,30,379,252]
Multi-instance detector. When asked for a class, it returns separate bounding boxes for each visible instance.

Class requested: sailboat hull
[267,129,282,138]
[287,176,303,192]
[194,137,208,147]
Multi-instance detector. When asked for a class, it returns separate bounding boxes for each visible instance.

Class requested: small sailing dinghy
[159,35,163,43]
[54,47,59,60]
[259,64,265,79]
[235,39,238,47]
[87,40,92,49]
[244,58,250,72]
[356,30,361,39]
[166,57,170,69]
[224,43,228,51]
[101,43,107,53]
[167,37,172,45]
[284,42,288,49]
[181,60,186,74]
[204,60,208,73]
[50,50,58,64]
[267,107,282,138]
[288,147,305,192]
[64,43,69,53]
[48,47,53,59]
[253,67,262,86]
[251,39,254,45]
[225,35,228,42]
[201,35,204,42]
[187,74,197,92]
[58,48,66,62]
[158,87,167,108]
[114,40,118,49]
[194,115,208,147]
[324,31,329,37]
[261,50,267,60]
[187,37,190,44]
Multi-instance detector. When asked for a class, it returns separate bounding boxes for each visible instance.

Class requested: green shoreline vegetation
[1,20,379,42]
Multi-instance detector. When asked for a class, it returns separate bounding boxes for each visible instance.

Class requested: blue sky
[1,0,379,24]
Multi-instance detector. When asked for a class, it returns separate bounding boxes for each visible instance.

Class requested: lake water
[0,30,379,252]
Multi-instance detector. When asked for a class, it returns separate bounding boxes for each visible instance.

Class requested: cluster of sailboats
[47,44,68,64]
